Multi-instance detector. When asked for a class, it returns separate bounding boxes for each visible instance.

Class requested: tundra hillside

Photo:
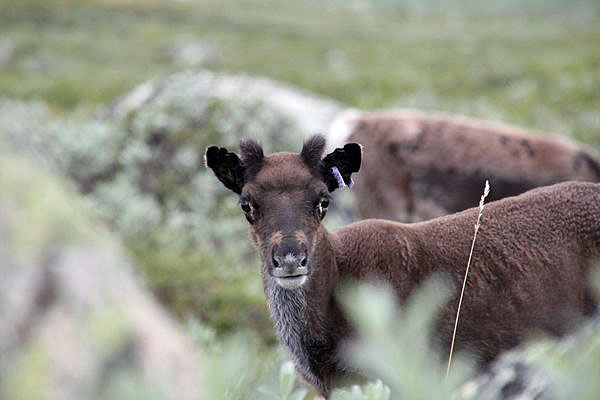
[206,135,600,397]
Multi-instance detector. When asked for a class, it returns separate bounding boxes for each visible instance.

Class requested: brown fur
[295,230,308,247]
[339,110,600,222]
[270,231,284,246]
[206,137,600,398]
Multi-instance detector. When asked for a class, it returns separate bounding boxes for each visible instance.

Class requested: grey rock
[110,69,346,140]
[0,155,204,400]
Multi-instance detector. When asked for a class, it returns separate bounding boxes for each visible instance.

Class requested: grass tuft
[447,179,490,377]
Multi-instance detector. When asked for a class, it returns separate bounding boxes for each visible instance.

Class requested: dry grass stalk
[446,180,490,377]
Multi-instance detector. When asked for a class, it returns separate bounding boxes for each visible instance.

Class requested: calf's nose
[271,239,308,277]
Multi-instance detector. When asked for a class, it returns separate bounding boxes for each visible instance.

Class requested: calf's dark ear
[320,143,362,192]
[205,146,246,194]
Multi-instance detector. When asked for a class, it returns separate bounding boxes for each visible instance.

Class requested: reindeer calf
[206,135,600,397]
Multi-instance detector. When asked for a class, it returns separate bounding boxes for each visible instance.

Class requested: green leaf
[279,360,296,400]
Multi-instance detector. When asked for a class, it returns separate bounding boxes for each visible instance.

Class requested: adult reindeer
[205,135,600,398]
[329,110,600,222]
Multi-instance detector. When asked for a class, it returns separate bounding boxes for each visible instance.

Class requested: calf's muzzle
[270,237,309,289]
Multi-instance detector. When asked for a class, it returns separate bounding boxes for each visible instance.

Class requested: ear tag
[331,166,353,191]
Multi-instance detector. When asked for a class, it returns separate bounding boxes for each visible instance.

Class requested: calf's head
[205,135,361,290]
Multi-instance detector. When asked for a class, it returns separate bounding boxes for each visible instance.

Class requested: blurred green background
[1,0,599,397]
[2,0,599,141]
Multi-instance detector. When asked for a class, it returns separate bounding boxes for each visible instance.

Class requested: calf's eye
[316,198,330,219]
[240,199,252,213]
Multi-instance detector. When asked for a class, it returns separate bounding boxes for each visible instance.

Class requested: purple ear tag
[331,166,353,190]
